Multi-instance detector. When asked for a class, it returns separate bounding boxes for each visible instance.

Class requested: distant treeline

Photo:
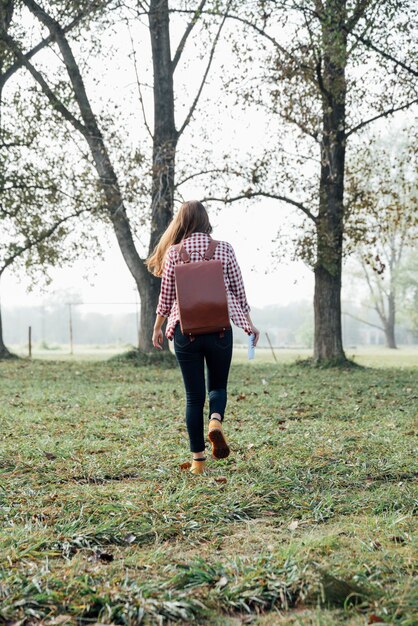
[4,302,417,348]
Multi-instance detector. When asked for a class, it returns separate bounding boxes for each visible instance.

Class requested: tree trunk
[0,306,12,358]
[384,292,397,348]
[137,0,178,352]
[138,274,163,352]
[314,267,344,361]
[0,275,15,359]
[313,0,348,364]
[0,4,16,360]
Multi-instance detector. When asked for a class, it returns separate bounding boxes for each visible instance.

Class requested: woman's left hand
[251,326,260,347]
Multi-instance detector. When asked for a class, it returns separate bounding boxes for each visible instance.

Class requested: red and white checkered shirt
[156,232,253,340]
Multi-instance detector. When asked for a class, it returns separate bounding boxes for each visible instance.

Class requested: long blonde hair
[145,200,213,277]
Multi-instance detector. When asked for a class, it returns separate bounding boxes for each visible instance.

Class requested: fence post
[265,332,278,363]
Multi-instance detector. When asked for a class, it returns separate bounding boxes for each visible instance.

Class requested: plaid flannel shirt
[156,232,253,340]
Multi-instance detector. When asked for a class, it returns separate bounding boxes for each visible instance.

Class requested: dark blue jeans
[173,322,233,452]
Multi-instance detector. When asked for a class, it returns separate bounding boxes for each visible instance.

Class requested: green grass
[0,356,417,625]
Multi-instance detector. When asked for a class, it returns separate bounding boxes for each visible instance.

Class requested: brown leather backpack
[174,237,231,337]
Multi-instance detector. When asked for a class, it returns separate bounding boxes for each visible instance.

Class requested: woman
[146,201,259,475]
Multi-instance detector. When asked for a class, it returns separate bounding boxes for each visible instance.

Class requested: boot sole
[208,429,230,459]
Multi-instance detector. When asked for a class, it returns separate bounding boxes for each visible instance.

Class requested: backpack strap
[204,239,218,260]
[174,237,218,263]
[175,241,190,263]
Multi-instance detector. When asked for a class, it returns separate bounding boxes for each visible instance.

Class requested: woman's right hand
[152,328,163,350]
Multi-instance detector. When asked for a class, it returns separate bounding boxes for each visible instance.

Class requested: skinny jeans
[173,322,233,452]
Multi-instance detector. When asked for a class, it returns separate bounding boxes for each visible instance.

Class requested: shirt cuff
[156,306,170,318]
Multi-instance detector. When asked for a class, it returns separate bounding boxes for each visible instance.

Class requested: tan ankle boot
[190,457,206,474]
[208,418,230,459]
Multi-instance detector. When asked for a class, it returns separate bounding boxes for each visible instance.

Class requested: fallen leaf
[368,614,384,624]
[390,535,406,544]
[370,540,382,550]
[247,443,255,449]
[179,461,191,470]
[98,552,114,563]
[48,616,73,625]
[123,533,136,544]
[288,520,299,531]
[236,393,246,401]
[43,451,57,460]
[214,476,227,484]
[216,575,229,588]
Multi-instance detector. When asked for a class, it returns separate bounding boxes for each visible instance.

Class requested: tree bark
[138,0,178,352]
[313,0,348,364]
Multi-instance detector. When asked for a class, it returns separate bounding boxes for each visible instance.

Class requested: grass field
[9,343,418,368]
[0,354,417,625]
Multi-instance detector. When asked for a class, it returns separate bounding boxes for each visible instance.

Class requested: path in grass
[0,358,417,625]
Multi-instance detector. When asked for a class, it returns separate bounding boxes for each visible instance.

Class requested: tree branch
[1,10,88,89]
[170,7,314,79]
[126,18,153,138]
[2,33,87,136]
[1,208,86,272]
[175,167,234,188]
[172,0,207,72]
[202,190,317,223]
[345,0,373,32]
[342,310,383,332]
[177,0,231,139]
[350,30,418,78]
[346,98,418,137]
[360,258,385,321]
[281,111,319,141]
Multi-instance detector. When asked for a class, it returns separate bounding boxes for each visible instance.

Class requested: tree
[1,0,231,352]
[398,250,418,340]
[0,0,100,358]
[200,0,418,363]
[0,91,99,357]
[344,127,418,348]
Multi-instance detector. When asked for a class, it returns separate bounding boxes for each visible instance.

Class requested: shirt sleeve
[156,247,176,317]
[227,243,251,314]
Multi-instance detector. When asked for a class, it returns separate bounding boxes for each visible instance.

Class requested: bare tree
[345,127,418,348]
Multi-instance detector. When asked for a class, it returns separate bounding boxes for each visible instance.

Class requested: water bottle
[248,333,255,360]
